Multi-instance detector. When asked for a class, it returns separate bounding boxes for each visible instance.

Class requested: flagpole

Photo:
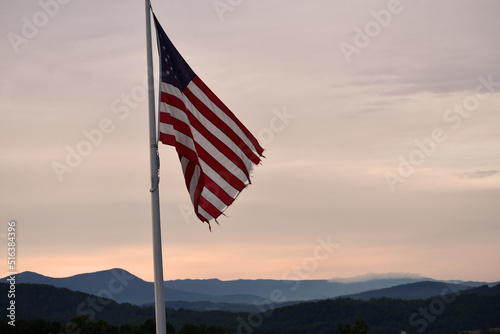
[145,0,167,333]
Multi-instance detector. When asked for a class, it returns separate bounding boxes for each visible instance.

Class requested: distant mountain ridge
[8,269,269,305]
[343,281,472,300]
[3,269,498,307]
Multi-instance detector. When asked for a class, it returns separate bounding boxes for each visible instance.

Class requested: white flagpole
[145,0,167,333]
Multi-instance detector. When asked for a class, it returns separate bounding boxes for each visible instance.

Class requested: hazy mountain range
[5,269,498,309]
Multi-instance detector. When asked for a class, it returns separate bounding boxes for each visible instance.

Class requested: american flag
[153,15,264,227]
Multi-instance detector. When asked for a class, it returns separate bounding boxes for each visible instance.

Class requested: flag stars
[156,23,196,90]
[164,66,176,79]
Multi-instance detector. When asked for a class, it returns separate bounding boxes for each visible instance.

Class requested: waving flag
[153,15,264,226]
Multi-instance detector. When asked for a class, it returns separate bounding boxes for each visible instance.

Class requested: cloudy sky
[1,0,499,283]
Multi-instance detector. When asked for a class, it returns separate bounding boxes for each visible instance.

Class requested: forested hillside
[1,282,499,333]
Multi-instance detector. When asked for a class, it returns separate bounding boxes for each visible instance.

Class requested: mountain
[8,269,268,305]
[442,279,500,288]
[461,283,500,296]
[12,269,155,305]
[344,281,472,300]
[165,276,428,301]
[3,269,495,307]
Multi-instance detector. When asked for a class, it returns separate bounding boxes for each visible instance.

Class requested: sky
[1,0,499,283]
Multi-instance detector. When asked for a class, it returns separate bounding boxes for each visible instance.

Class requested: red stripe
[159,132,176,146]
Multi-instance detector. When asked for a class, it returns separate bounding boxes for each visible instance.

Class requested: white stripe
[181,156,189,174]
[197,206,214,222]
[158,121,174,136]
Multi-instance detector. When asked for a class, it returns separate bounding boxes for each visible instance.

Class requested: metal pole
[145,0,167,333]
